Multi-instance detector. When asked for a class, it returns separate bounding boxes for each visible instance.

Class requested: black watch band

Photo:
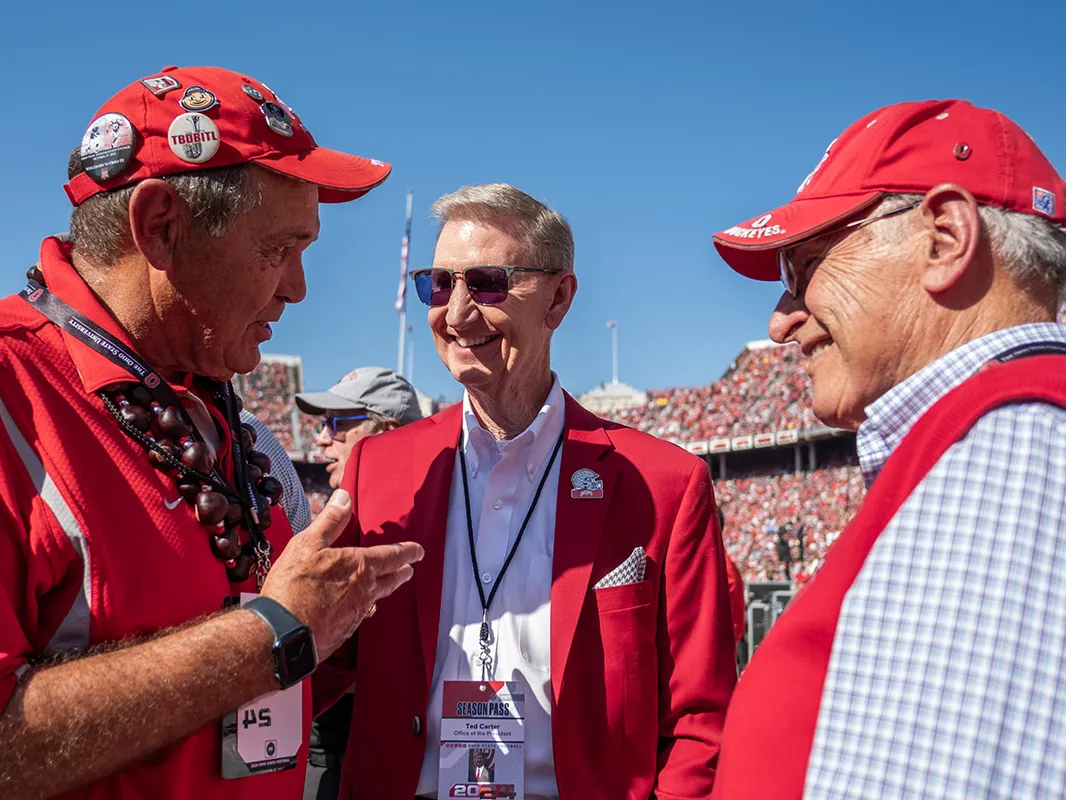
[245,596,318,689]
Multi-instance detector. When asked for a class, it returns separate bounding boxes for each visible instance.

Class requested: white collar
[461,374,566,482]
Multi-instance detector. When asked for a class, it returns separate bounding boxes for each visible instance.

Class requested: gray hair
[363,409,398,435]
[67,149,263,264]
[430,183,574,273]
[874,192,1066,304]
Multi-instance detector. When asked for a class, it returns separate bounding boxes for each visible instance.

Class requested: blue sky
[3,0,1064,401]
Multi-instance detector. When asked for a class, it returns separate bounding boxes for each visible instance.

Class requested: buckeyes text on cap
[713,100,1066,282]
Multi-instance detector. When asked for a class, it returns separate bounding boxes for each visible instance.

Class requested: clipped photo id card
[438,680,524,799]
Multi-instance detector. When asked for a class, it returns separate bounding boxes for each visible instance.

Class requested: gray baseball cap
[295,366,423,425]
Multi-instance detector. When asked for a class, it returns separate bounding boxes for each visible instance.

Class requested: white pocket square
[594,546,646,589]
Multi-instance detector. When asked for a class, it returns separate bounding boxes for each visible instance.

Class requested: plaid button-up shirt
[803,322,1066,799]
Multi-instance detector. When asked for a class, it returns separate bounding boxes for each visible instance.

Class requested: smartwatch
[244,596,318,689]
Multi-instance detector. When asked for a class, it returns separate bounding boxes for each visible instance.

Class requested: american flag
[395,190,413,314]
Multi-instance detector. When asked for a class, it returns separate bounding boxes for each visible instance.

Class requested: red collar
[37,237,196,398]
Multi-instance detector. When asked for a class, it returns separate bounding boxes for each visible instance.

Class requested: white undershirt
[416,377,565,799]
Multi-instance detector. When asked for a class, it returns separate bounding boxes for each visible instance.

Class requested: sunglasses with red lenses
[410,265,562,307]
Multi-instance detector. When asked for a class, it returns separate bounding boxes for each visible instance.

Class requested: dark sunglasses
[409,265,562,307]
[324,414,369,439]
[778,201,920,297]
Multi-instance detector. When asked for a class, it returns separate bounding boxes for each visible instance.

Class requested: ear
[545,272,577,331]
[127,179,185,272]
[917,183,982,295]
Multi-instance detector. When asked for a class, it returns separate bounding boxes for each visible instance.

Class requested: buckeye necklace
[23,265,282,585]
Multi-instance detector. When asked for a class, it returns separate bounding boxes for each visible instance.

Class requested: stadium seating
[716,466,865,584]
[604,342,819,441]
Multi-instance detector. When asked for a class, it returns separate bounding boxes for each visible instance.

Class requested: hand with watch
[250,490,424,684]
[221,491,422,779]
[244,596,319,689]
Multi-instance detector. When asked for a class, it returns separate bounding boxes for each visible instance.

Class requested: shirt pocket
[517,553,553,673]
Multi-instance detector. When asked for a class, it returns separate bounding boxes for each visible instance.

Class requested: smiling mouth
[455,334,500,348]
[802,334,834,358]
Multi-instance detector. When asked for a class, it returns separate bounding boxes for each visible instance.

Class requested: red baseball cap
[713,100,1066,281]
[65,65,391,206]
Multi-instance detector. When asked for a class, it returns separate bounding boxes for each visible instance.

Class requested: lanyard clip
[477,608,493,678]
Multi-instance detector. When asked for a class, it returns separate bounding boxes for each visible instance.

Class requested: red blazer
[316,393,736,800]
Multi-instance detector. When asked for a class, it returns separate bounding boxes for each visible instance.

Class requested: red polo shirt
[0,237,307,798]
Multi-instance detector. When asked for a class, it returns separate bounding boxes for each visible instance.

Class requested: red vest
[711,356,1066,799]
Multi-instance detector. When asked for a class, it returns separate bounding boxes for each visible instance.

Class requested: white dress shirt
[416,377,565,799]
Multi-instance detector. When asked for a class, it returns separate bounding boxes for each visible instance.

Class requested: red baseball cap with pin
[713,100,1066,281]
[65,65,391,206]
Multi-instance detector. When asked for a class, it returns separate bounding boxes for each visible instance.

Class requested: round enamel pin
[167,113,220,164]
[80,112,135,182]
[242,84,264,102]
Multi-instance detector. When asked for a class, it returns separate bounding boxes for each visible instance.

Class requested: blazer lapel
[412,404,462,694]
[550,393,617,705]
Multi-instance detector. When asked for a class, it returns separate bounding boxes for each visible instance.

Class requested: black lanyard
[458,427,564,678]
[994,341,1066,363]
[19,279,270,561]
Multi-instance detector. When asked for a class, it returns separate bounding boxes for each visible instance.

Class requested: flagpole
[607,320,619,384]
[397,312,406,377]
[612,325,619,384]
[406,326,415,385]
[396,190,413,376]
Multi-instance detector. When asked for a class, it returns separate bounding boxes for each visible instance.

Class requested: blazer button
[412,715,423,736]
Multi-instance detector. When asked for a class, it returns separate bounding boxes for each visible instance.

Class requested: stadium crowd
[234,359,331,461]
[234,360,300,452]
[716,466,866,583]
[607,343,821,441]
